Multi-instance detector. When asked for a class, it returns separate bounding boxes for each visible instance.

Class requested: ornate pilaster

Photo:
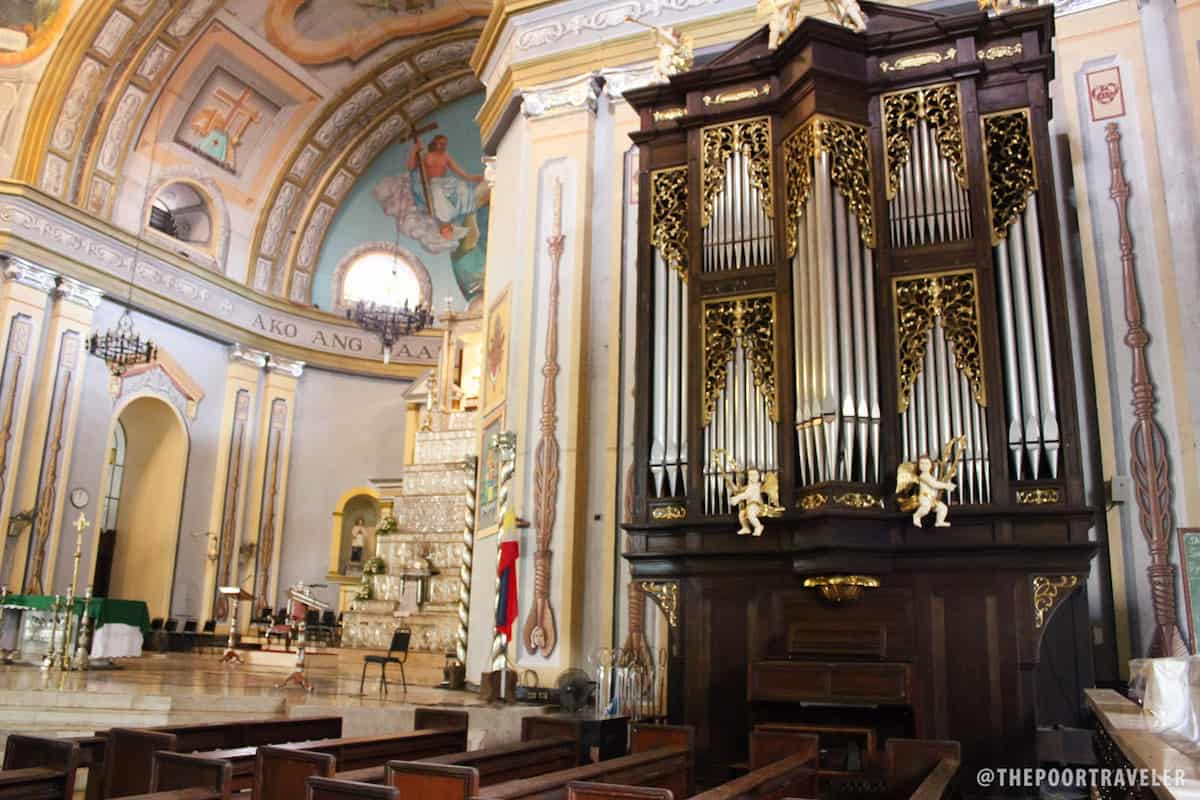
[20,272,99,594]
[0,259,55,588]
[242,357,303,615]
[203,344,266,623]
[521,73,603,120]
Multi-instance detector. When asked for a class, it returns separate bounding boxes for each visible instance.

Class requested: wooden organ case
[623,3,1097,781]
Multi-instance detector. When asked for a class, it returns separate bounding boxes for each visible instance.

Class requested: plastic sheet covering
[1133,657,1200,755]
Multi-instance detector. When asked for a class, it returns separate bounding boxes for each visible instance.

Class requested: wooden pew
[0,735,80,799]
[387,744,693,800]
[103,753,235,800]
[562,751,816,800]
[306,776,399,800]
[157,728,468,795]
[102,716,343,798]
[301,734,580,790]
[884,739,960,800]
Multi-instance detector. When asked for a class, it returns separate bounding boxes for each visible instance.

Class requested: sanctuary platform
[0,651,552,754]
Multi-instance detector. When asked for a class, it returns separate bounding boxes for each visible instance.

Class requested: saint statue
[350,517,368,565]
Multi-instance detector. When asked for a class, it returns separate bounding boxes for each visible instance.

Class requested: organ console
[623,1,1099,784]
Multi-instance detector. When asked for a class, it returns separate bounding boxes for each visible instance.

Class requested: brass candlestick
[74,585,93,671]
[59,513,87,670]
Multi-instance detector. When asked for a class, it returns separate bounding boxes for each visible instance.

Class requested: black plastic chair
[150,618,164,631]
[164,618,179,633]
[359,628,410,696]
[318,610,337,646]
[201,619,217,650]
[182,619,197,633]
[266,610,291,649]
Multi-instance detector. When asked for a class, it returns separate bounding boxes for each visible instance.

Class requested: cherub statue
[895,436,966,528]
[978,0,1022,14]
[826,0,868,32]
[764,0,803,50]
[725,469,785,536]
[627,17,694,83]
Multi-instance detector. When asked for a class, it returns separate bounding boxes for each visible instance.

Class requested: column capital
[229,343,269,368]
[266,355,305,378]
[521,73,603,120]
[2,257,57,294]
[54,276,103,310]
[601,64,658,104]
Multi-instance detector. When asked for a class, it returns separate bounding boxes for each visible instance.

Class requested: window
[148,182,212,246]
[341,250,425,309]
[101,422,126,531]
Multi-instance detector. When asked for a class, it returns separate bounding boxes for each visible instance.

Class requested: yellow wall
[108,395,188,618]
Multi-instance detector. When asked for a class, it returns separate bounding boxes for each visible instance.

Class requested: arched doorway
[95,395,189,619]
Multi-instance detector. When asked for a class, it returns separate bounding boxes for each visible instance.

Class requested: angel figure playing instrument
[763,0,802,49]
[827,0,868,32]
[895,436,966,528]
[626,17,695,82]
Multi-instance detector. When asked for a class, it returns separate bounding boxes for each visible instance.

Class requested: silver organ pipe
[993,195,1060,480]
[899,320,991,504]
[704,341,778,515]
[648,168,688,500]
[790,128,881,488]
[703,151,775,272]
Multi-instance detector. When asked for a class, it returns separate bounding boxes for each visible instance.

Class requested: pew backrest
[307,776,400,800]
[472,744,692,800]
[105,729,178,798]
[0,734,80,800]
[631,724,694,796]
[908,758,959,800]
[385,761,479,800]
[150,752,232,799]
[748,730,818,771]
[414,708,469,731]
[688,751,815,800]
[884,739,960,798]
[567,783,673,800]
[255,747,336,800]
[333,734,579,787]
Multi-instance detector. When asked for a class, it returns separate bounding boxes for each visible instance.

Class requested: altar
[0,595,151,661]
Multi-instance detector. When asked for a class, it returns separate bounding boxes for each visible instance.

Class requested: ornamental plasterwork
[514,0,725,52]
[600,64,658,102]
[0,196,439,368]
[248,28,482,301]
[139,169,233,274]
[32,0,227,217]
[521,73,603,118]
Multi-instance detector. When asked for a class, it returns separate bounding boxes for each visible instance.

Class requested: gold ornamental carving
[982,108,1038,245]
[893,270,986,413]
[1016,487,1060,505]
[702,83,770,107]
[638,580,679,628]
[650,166,689,279]
[651,504,687,520]
[803,575,880,604]
[653,107,686,122]
[882,83,968,201]
[799,492,827,511]
[834,492,883,509]
[783,116,875,253]
[879,48,956,73]
[702,294,778,425]
[978,43,1022,61]
[1033,575,1080,628]
[700,117,774,230]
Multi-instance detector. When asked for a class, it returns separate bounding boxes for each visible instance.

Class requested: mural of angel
[895,435,966,528]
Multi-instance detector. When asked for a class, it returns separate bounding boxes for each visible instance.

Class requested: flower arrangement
[355,576,372,601]
[376,513,398,535]
[363,557,386,576]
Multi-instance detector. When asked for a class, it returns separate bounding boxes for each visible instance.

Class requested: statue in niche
[350,518,368,565]
[895,436,965,528]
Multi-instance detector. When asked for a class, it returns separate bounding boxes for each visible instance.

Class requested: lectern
[217,586,253,664]
[276,584,329,691]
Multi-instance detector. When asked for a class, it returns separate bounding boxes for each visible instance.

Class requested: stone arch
[140,170,233,274]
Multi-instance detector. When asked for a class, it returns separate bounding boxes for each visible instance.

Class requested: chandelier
[89,310,156,377]
[347,299,434,364]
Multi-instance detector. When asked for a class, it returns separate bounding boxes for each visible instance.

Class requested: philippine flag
[495,510,519,639]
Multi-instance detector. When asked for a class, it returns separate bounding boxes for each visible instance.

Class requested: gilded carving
[702,83,770,107]
[653,107,686,122]
[882,83,967,201]
[982,109,1038,245]
[701,117,773,230]
[834,492,883,509]
[638,580,678,628]
[702,294,777,425]
[879,48,956,73]
[1033,575,1080,628]
[650,166,688,278]
[1016,487,1060,504]
[803,575,880,604]
[894,270,986,413]
[799,492,827,511]
[651,504,687,520]
[978,43,1023,61]
[783,116,875,252]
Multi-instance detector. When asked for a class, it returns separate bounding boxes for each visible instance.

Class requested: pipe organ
[624,3,1099,784]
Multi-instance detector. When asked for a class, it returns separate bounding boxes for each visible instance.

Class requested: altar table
[0,595,151,660]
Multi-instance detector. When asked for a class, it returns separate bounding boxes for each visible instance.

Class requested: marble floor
[0,650,551,746]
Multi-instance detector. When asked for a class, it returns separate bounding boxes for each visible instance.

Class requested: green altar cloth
[2,595,151,633]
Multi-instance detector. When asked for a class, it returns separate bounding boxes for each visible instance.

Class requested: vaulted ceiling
[12,0,488,304]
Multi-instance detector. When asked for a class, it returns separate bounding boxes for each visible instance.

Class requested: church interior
[0,0,1192,797]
